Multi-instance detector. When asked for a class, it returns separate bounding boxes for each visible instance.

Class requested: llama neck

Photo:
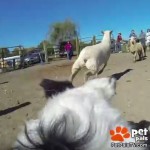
[101,34,111,44]
[130,40,136,46]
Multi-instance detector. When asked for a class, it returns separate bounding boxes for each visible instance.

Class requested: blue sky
[0,0,150,48]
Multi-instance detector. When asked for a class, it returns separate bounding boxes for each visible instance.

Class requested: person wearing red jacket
[116,33,122,52]
[64,41,73,60]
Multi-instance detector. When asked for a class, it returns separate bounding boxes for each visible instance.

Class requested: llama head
[101,30,113,35]
[130,36,136,45]
[84,77,116,101]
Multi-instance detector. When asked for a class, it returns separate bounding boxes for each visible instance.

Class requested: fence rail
[0,34,129,73]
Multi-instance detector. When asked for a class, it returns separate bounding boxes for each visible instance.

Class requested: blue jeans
[67,50,73,60]
[116,42,121,52]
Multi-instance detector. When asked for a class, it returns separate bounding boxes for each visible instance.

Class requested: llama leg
[139,49,144,60]
[70,68,80,82]
[133,52,137,62]
[95,67,100,78]
[144,46,146,57]
[84,70,96,82]
[98,63,107,75]
[141,47,145,59]
[141,50,144,60]
[70,59,84,82]
[85,59,97,81]
[138,51,141,61]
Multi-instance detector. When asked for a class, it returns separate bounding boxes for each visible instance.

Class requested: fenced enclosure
[0,47,45,73]
[0,35,129,73]
[75,34,128,56]
[75,34,103,56]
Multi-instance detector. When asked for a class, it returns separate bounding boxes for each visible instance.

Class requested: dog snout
[109,77,112,83]
[109,76,117,90]
[109,76,116,83]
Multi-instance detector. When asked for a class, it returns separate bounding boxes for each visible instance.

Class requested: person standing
[65,41,73,60]
[129,30,137,39]
[128,30,138,52]
[146,29,150,52]
[139,30,146,57]
[116,33,122,52]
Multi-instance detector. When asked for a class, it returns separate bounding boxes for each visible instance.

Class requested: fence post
[1,48,4,67]
[18,45,22,56]
[92,35,96,45]
[43,41,48,63]
[76,37,79,57]
[1,48,5,72]
[13,59,16,70]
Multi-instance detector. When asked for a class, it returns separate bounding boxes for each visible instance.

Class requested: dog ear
[40,79,74,99]
[101,31,104,35]
[138,120,150,129]
[110,30,113,34]
[128,120,150,130]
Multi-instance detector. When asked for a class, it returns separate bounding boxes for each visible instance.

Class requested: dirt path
[0,52,150,149]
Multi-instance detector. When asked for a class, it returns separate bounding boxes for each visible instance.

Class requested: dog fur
[13,78,149,150]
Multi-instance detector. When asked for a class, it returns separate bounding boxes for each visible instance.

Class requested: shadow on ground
[136,57,147,62]
[0,81,9,85]
[0,102,31,116]
[111,69,133,80]
[40,79,74,98]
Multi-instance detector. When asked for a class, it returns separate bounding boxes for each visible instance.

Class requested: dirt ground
[0,52,150,150]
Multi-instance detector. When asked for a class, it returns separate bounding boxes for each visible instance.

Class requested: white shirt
[146,32,150,45]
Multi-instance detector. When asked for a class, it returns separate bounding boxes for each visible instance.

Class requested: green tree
[38,40,52,49]
[0,48,10,58]
[38,40,54,55]
[12,48,20,56]
[10,47,27,56]
[48,19,79,44]
[25,47,36,53]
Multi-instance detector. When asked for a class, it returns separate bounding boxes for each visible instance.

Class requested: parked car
[24,53,40,64]
[59,41,67,57]
[24,52,45,65]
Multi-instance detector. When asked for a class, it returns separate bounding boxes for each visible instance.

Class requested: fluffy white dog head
[84,77,116,101]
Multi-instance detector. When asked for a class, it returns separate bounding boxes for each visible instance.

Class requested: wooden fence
[75,35,130,57]
[75,35,103,56]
